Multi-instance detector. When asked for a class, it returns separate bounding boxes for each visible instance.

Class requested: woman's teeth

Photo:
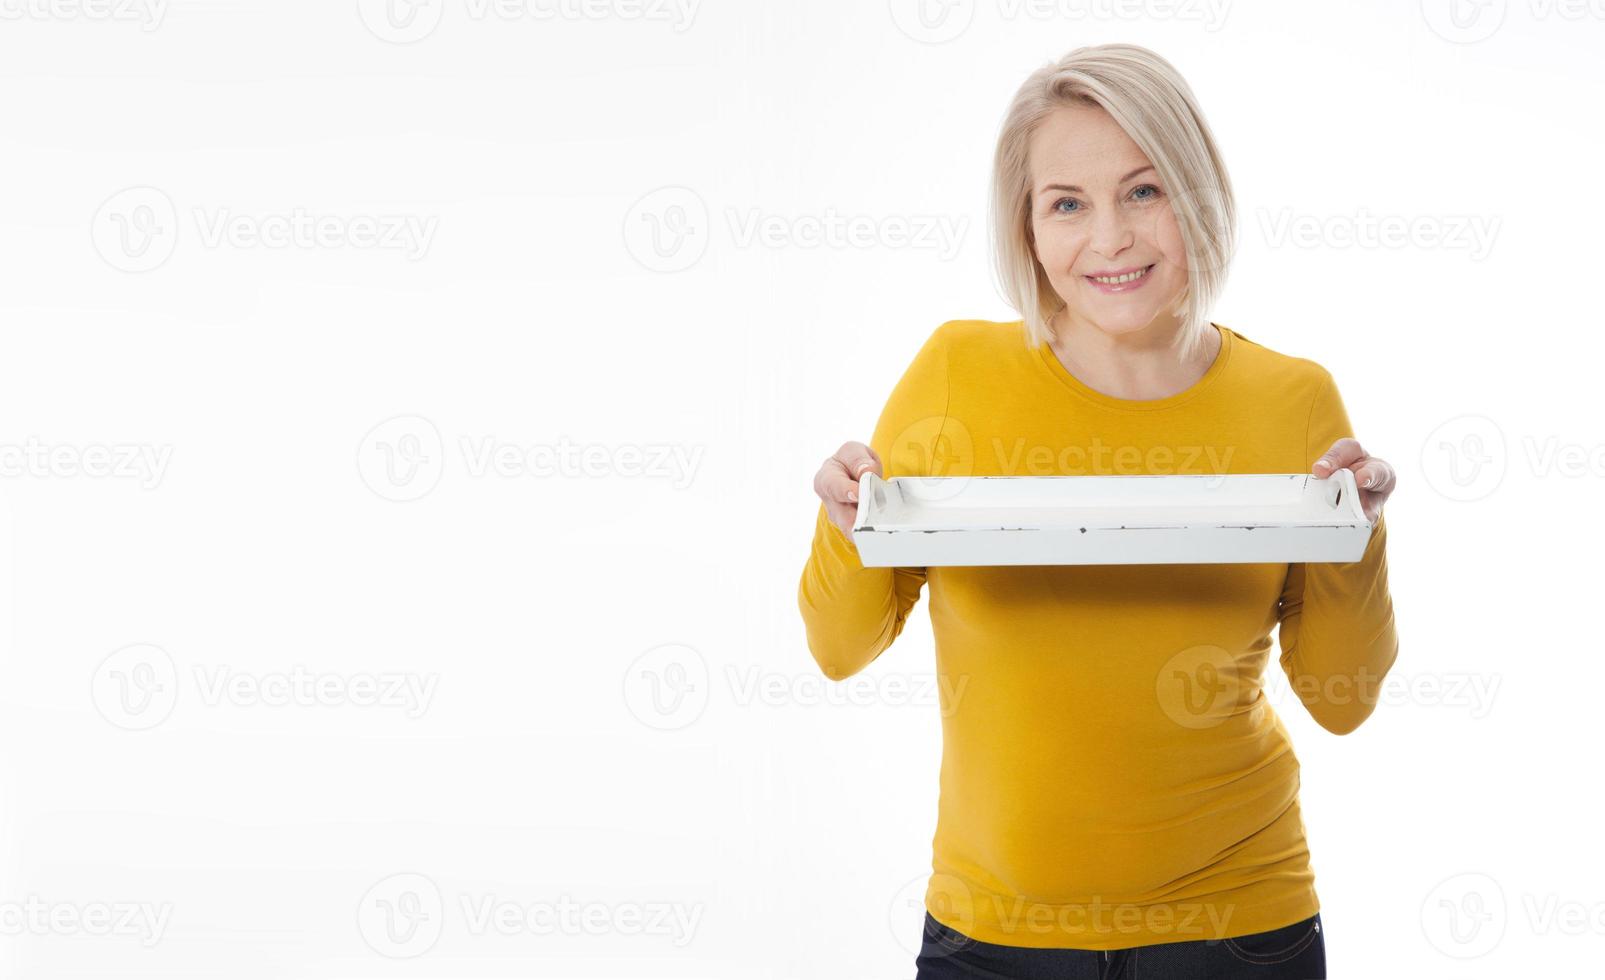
[1089,265,1152,284]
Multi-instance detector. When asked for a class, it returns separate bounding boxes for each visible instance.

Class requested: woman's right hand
[814,441,882,538]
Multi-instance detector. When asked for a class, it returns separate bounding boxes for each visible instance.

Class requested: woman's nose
[1088,209,1135,258]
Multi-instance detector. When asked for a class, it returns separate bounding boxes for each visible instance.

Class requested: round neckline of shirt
[1034,322,1233,413]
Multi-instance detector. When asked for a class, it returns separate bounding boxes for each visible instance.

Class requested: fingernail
[847,489,857,502]
[1363,475,1375,488]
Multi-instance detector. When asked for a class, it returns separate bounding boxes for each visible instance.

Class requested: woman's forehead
[1029,109,1151,183]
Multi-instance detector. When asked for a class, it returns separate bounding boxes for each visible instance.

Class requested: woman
[798,44,1398,979]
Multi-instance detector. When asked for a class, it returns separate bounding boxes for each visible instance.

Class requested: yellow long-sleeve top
[798,319,1399,951]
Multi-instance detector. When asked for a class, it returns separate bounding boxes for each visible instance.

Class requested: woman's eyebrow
[1038,165,1155,195]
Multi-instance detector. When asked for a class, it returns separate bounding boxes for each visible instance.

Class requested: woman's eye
[1051,186,1160,214]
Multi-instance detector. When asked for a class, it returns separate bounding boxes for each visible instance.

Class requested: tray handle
[1329,467,1369,525]
[853,471,884,531]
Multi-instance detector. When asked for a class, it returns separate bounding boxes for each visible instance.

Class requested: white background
[0,0,1599,977]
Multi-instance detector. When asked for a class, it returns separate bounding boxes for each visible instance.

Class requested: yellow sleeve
[797,323,952,681]
[1277,370,1401,734]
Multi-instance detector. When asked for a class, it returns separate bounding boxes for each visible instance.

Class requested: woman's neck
[1046,314,1222,402]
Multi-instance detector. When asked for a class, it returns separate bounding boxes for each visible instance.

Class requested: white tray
[850,470,1372,567]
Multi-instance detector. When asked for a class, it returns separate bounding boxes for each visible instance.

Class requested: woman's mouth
[1084,264,1155,294]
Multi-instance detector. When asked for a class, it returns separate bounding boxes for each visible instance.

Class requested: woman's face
[1027,104,1189,339]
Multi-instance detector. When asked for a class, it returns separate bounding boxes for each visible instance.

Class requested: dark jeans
[915,910,1325,979]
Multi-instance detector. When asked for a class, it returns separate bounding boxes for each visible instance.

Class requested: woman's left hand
[1313,438,1394,523]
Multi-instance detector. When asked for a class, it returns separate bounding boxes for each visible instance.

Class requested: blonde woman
[799,44,1398,979]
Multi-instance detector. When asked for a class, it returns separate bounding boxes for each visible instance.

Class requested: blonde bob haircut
[991,43,1236,364]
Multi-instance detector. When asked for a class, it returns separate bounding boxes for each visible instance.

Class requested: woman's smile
[1083,263,1156,294]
